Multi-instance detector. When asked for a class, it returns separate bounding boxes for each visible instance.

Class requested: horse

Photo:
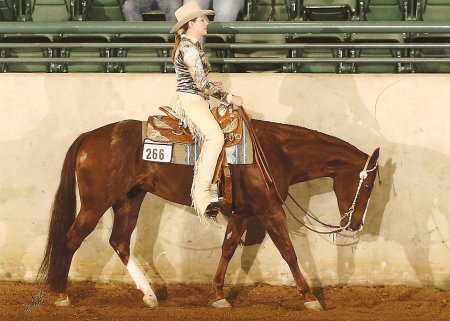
[38,116,380,311]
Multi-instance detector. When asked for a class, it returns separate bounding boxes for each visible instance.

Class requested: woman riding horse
[37,3,380,310]
[171,1,244,226]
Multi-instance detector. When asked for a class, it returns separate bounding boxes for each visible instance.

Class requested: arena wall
[0,73,449,289]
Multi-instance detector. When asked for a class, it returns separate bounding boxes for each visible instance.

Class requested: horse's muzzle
[346,223,364,232]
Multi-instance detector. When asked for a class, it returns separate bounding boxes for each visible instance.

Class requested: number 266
[146,148,164,160]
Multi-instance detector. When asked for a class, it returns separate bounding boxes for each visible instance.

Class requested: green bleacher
[409,0,450,72]
[352,0,408,73]
[0,0,449,73]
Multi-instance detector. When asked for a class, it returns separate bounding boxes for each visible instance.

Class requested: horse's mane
[252,118,366,156]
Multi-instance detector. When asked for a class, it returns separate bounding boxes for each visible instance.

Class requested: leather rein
[237,106,378,235]
[285,160,378,235]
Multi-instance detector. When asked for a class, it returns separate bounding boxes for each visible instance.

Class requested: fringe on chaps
[172,92,224,228]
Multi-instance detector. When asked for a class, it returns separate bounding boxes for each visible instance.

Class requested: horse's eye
[364,184,371,191]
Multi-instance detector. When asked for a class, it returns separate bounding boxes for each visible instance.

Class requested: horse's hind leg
[109,189,158,307]
[55,205,109,306]
[261,211,324,311]
[212,214,250,308]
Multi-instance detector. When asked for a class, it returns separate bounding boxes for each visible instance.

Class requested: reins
[286,158,378,235]
[238,105,378,235]
[286,192,340,229]
[237,106,284,202]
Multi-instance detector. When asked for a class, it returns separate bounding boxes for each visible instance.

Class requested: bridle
[285,156,378,235]
[340,157,378,222]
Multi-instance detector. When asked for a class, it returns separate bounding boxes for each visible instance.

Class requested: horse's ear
[370,147,380,164]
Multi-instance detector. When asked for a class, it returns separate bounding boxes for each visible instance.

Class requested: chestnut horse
[38,117,380,311]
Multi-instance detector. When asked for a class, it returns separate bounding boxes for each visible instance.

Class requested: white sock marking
[126,256,156,297]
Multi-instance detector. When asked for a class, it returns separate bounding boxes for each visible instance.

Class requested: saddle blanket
[141,121,253,165]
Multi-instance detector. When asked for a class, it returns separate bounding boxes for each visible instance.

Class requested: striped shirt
[174,35,230,104]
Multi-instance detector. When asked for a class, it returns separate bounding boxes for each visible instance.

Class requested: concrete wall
[0,73,449,289]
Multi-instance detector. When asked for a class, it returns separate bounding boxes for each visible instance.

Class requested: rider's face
[189,15,209,37]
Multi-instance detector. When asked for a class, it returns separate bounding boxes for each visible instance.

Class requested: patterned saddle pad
[142,106,253,165]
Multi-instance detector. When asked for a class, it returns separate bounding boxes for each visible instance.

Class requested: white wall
[0,73,449,289]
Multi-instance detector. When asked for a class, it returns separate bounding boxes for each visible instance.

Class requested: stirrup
[205,197,225,219]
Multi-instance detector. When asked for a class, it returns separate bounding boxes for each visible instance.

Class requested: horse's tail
[37,133,88,292]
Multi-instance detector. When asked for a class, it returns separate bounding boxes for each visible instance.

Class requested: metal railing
[1,21,450,34]
[0,21,449,73]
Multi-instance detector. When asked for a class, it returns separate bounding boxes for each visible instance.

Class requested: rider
[170,1,243,226]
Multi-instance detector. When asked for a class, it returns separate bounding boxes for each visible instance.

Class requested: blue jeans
[122,0,182,21]
[184,0,245,22]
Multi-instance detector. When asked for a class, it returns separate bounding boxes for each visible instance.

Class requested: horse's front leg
[212,213,250,308]
[109,190,159,308]
[261,209,324,311]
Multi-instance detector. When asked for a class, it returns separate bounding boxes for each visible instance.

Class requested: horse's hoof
[55,296,71,307]
[304,300,324,311]
[143,294,158,308]
[154,285,168,300]
[212,298,232,308]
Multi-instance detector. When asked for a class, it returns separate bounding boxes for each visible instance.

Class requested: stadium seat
[0,36,53,72]
[288,1,355,73]
[34,0,122,72]
[57,35,114,72]
[67,0,89,21]
[409,37,450,73]
[204,34,232,72]
[352,0,408,73]
[287,35,347,73]
[234,1,291,72]
[31,0,70,21]
[30,0,73,72]
[142,9,165,21]
[7,0,33,21]
[350,35,407,73]
[409,0,450,72]
[111,0,171,72]
[85,0,124,21]
[233,34,289,72]
[115,34,168,73]
[248,0,292,21]
[362,0,405,21]
[0,0,15,21]
[298,0,358,21]
[0,0,69,72]
[52,0,121,72]
[416,0,450,21]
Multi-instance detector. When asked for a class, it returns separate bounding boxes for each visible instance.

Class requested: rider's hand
[231,95,243,107]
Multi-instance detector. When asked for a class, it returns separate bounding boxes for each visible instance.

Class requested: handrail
[0,21,449,73]
[1,43,450,49]
[0,21,450,34]
[0,57,449,64]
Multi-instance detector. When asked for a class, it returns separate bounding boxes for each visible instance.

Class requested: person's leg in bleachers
[183,0,211,11]
[122,0,155,21]
[157,0,183,21]
[213,0,245,21]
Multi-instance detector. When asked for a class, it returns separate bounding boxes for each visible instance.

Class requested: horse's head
[334,148,380,232]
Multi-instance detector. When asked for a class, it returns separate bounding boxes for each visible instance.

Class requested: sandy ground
[1,281,449,321]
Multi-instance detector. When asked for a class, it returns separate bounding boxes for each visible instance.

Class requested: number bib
[142,140,173,163]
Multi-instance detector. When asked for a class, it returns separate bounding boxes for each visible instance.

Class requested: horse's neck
[254,120,367,185]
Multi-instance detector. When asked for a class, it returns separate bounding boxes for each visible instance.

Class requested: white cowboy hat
[170,2,214,33]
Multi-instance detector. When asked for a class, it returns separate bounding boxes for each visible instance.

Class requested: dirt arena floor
[1,281,449,321]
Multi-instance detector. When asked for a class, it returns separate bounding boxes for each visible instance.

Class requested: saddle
[146,105,245,216]
[147,105,243,148]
